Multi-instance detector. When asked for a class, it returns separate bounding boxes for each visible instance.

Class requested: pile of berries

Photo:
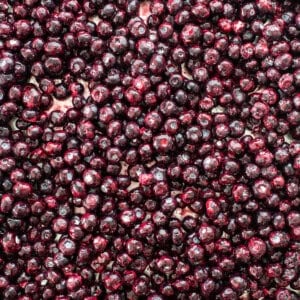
[0,0,299,299]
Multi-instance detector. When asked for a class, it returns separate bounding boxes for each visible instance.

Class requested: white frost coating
[181,63,193,79]
[55,233,62,241]
[89,15,100,25]
[9,118,16,130]
[211,106,225,113]
[287,285,300,295]
[139,1,151,23]
[121,214,132,224]
[47,96,73,114]
[244,129,254,137]
[84,174,94,185]
[127,181,139,192]
[41,280,48,286]
[74,207,85,214]
[173,207,198,220]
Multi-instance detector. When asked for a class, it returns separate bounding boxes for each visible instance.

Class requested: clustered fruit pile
[0,0,299,299]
